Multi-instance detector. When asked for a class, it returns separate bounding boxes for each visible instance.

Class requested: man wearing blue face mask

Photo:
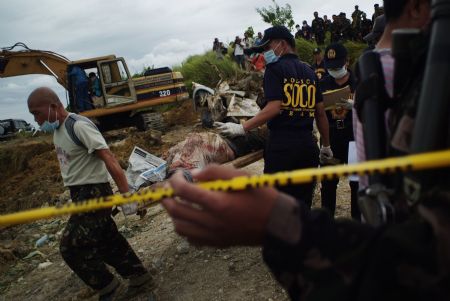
[215,25,332,207]
[27,87,152,300]
[320,43,360,219]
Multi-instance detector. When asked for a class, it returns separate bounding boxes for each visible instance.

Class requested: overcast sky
[0,0,375,126]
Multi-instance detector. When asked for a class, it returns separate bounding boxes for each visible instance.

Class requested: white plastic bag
[123,146,167,215]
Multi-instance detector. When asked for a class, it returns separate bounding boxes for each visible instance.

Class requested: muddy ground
[0,100,352,301]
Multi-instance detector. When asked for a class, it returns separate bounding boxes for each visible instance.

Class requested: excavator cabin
[67,56,136,114]
[0,43,189,131]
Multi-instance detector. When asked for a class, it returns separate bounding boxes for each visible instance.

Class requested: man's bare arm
[243,101,281,132]
[315,102,330,146]
[96,149,129,193]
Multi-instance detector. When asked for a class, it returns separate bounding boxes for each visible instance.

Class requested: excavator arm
[0,43,70,89]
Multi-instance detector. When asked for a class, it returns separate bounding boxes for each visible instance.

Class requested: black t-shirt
[264,53,323,134]
[319,71,355,128]
[311,60,328,81]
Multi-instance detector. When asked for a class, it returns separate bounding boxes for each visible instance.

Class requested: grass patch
[295,38,318,65]
[174,38,366,95]
[343,40,368,67]
[174,51,243,93]
[0,141,53,177]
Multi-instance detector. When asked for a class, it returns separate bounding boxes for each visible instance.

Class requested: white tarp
[226,94,260,117]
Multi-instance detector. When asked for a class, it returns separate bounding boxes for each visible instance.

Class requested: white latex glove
[319,145,334,164]
[336,98,354,110]
[213,122,246,137]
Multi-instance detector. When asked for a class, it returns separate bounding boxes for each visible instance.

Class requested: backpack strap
[64,114,98,148]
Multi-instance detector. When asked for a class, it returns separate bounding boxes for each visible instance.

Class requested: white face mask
[328,67,348,79]
[39,105,60,133]
[264,42,283,65]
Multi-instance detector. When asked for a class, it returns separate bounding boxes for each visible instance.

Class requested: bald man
[28,87,151,300]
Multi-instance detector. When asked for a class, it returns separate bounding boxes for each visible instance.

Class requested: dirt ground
[0,100,352,301]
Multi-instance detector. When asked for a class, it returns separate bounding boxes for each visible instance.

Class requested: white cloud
[1,76,59,90]
[127,39,206,72]
[0,76,66,125]
[27,76,60,88]
[5,83,21,90]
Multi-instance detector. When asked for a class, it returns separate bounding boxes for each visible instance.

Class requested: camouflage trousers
[60,183,147,291]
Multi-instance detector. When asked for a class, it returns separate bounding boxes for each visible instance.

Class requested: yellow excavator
[0,43,189,131]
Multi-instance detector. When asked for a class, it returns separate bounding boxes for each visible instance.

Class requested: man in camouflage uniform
[311,12,325,45]
[372,3,384,22]
[360,13,373,40]
[339,12,352,41]
[28,88,151,301]
[301,20,313,40]
[323,15,332,34]
[330,15,341,42]
[351,5,363,40]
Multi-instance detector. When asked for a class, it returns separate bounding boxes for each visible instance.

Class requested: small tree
[244,26,255,38]
[256,0,295,31]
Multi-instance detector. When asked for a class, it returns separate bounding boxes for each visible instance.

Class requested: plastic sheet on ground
[226,94,261,117]
[194,72,264,124]
[124,146,167,215]
[126,146,167,191]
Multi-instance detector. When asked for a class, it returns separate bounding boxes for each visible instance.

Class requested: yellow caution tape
[0,149,449,227]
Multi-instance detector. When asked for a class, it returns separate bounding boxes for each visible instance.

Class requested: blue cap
[247,25,295,54]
